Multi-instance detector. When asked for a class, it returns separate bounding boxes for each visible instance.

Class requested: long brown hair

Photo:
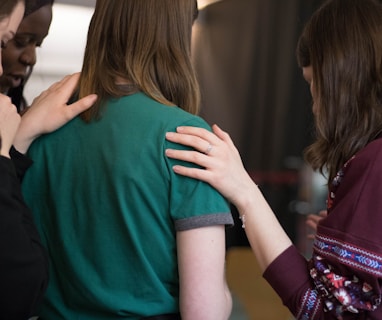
[297,0,382,183]
[78,0,200,122]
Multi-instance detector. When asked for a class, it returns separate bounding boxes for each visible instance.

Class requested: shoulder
[344,137,382,176]
[119,92,211,130]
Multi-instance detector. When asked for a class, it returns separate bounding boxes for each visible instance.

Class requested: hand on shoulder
[13,73,98,154]
[165,124,256,208]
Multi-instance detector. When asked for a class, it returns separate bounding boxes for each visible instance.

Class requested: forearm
[0,138,10,158]
[178,226,233,319]
[236,183,293,272]
[12,116,36,154]
[180,282,232,320]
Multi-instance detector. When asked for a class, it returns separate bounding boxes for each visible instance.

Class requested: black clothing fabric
[0,151,48,319]
[7,85,28,114]
[24,0,54,17]
[10,147,33,180]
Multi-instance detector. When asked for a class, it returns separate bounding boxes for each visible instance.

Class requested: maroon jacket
[264,137,382,319]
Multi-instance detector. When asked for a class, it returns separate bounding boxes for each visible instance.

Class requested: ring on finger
[205,144,213,155]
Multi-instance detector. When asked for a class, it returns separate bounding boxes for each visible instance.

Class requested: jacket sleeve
[264,139,382,320]
[0,155,48,318]
[10,146,33,181]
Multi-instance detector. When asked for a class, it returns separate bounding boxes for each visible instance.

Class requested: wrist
[234,180,259,213]
[0,148,10,158]
[12,137,33,154]
[13,119,39,154]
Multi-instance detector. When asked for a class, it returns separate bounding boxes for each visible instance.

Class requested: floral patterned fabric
[264,136,382,319]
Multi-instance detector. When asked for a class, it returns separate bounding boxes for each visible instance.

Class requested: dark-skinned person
[165,0,382,318]
[1,3,97,318]
[1,0,53,113]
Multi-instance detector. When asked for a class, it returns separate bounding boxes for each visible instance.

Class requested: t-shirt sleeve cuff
[175,212,234,231]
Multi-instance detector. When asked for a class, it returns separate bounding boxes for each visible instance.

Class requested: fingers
[66,94,98,118]
[166,131,212,154]
[305,211,326,237]
[49,73,80,97]
[169,125,237,156]
[166,148,210,168]
[212,124,236,149]
[176,126,220,145]
[306,219,318,230]
[318,210,328,217]
[307,234,316,240]
[211,124,229,141]
[31,73,81,104]
[204,143,213,155]
[306,214,322,225]
[166,125,229,154]
[171,164,213,183]
[50,73,80,91]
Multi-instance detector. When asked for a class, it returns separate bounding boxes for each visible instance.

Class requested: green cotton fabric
[22,92,232,319]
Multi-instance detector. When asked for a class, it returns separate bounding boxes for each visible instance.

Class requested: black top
[0,148,48,319]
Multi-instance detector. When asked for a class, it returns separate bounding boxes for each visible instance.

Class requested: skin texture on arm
[166,125,293,272]
[13,73,97,153]
[0,94,20,157]
[177,225,232,319]
[0,0,25,158]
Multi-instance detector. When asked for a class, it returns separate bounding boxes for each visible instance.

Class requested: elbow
[180,287,233,320]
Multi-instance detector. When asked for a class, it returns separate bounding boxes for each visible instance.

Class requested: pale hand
[165,124,256,209]
[13,73,97,153]
[0,94,21,158]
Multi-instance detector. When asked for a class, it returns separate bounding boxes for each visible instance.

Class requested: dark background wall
[192,0,323,248]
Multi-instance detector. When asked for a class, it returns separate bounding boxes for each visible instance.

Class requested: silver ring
[205,144,213,155]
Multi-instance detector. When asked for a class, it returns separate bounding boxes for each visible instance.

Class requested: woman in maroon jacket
[165,0,382,318]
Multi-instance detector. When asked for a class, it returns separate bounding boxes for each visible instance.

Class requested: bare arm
[0,94,21,158]
[177,225,232,319]
[166,125,292,272]
[13,73,97,153]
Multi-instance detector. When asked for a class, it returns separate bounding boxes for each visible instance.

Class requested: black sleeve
[0,156,48,319]
[10,146,33,181]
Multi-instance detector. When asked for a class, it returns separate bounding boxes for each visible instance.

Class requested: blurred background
[25,0,329,319]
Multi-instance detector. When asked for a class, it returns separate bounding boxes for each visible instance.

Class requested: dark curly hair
[24,0,53,17]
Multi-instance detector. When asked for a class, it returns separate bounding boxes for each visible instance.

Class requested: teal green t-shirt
[22,93,233,319]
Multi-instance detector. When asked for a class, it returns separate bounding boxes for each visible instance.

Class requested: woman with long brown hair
[22,1,233,319]
[166,0,382,318]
